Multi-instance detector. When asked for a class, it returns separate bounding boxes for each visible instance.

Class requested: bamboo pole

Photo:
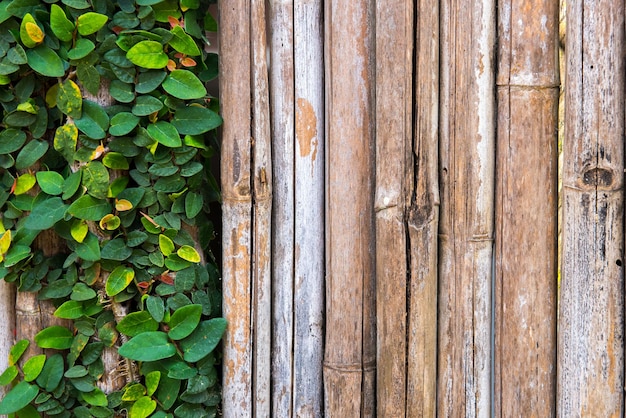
[250,0,272,415]
[494,1,559,415]
[293,0,325,415]
[438,0,495,416]
[558,0,625,415]
[324,0,376,415]
[374,0,413,416]
[220,0,254,415]
[268,1,295,416]
[406,0,440,415]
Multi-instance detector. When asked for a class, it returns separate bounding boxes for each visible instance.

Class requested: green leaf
[103,152,130,170]
[0,381,38,414]
[180,318,227,362]
[118,332,176,361]
[147,296,165,322]
[116,311,159,337]
[109,80,135,103]
[26,46,65,77]
[0,129,27,154]
[68,195,111,221]
[126,40,168,69]
[130,396,157,418]
[136,70,167,93]
[177,245,201,263]
[9,339,29,365]
[57,79,82,119]
[185,192,203,219]
[77,63,100,96]
[76,12,108,36]
[35,326,73,350]
[136,0,165,5]
[54,300,84,319]
[35,353,64,392]
[162,70,206,100]
[75,232,101,261]
[54,123,78,163]
[101,238,132,260]
[132,95,163,116]
[3,245,31,267]
[7,45,27,65]
[23,354,46,382]
[172,106,222,135]
[164,254,191,271]
[50,4,74,42]
[168,26,201,56]
[147,121,181,148]
[159,234,175,256]
[167,304,202,340]
[65,365,88,378]
[67,38,95,60]
[36,171,64,196]
[122,383,146,401]
[24,197,68,230]
[15,140,48,170]
[109,112,139,136]
[82,161,110,200]
[3,110,36,127]
[152,0,181,22]
[81,387,107,407]
[0,365,18,386]
[105,265,135,296]
[71,282,97,301]
[75,100,109,140]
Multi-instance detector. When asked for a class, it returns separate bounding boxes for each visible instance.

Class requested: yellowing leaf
[99,214,120,231]
[177,245,201,263]
[159,234,174,257]
[45,84,60,108]
[25,22,44,44]
[54,123,78,163]
[71,220,89,243]
[115,199,133,211]
[0,230,12,257]
[14,173,36,195]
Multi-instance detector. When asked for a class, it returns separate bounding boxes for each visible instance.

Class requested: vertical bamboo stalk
[374,0,413,416]
[438,0,496,416]
[324,0,376,415]
[406,0,440,415]
[495,1,559,416]
[268,1,295,416]
[251,0,272,415]
[558,0,624,415]
[220,0,254,415]
[293,0,325,415]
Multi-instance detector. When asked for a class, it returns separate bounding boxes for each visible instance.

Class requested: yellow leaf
[115,199,133,212]
[177,245,201,263]
[14,173,36,195]
[0,230,11,256]
[25,22,44,44]
[71,220,88,243]
[46,84,60,108]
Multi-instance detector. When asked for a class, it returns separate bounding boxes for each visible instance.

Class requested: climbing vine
[0,0,224,417]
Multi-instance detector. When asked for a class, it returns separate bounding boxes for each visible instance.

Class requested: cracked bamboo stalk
[494,0,559,415]
[438,0,495,416]
[558,0,625,415]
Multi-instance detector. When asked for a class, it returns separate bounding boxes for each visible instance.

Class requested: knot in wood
[582,167,614,189]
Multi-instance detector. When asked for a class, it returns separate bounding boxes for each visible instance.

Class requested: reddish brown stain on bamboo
[296,98,318,162]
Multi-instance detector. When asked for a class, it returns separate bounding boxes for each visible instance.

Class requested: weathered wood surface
[250,0,272,415]
[293,0,325,415]
[495,1,559,416]
[374,0,412,416]
[267,1,295,416]
[558,0,625,416]
[438,0,495,416]
[0,281,14,397]
[323,0,376,416]
[406,0,440,415]
[220,0,254,415]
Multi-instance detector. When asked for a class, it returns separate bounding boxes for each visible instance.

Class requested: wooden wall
[218,0,625,416]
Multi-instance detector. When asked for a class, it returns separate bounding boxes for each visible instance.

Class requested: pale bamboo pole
[0,281,14,397]
[267,1,295,416]
[374,0,413,416]
[494,1,559,415]
[558,0,624,415]
[323,0,376,416]
[251,0,272,415]
[438,0,496,416]
[405,0,439,415]
[220,0,254,415]
[293,0,324,415]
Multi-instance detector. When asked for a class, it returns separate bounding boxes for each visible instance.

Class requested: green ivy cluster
[0,0,224,417]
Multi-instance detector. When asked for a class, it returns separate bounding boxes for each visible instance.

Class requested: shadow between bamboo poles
[374,0,413,416]
[267,1,296,416]
[293,0,325,416]
[495,2,560,416]
[405,0,440,415]
[558,0,625,415]
[324,0,376,416]
[220,0,254,415]
[438,0,496,416]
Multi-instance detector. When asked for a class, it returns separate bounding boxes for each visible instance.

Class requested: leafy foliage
[0,0,223,417]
